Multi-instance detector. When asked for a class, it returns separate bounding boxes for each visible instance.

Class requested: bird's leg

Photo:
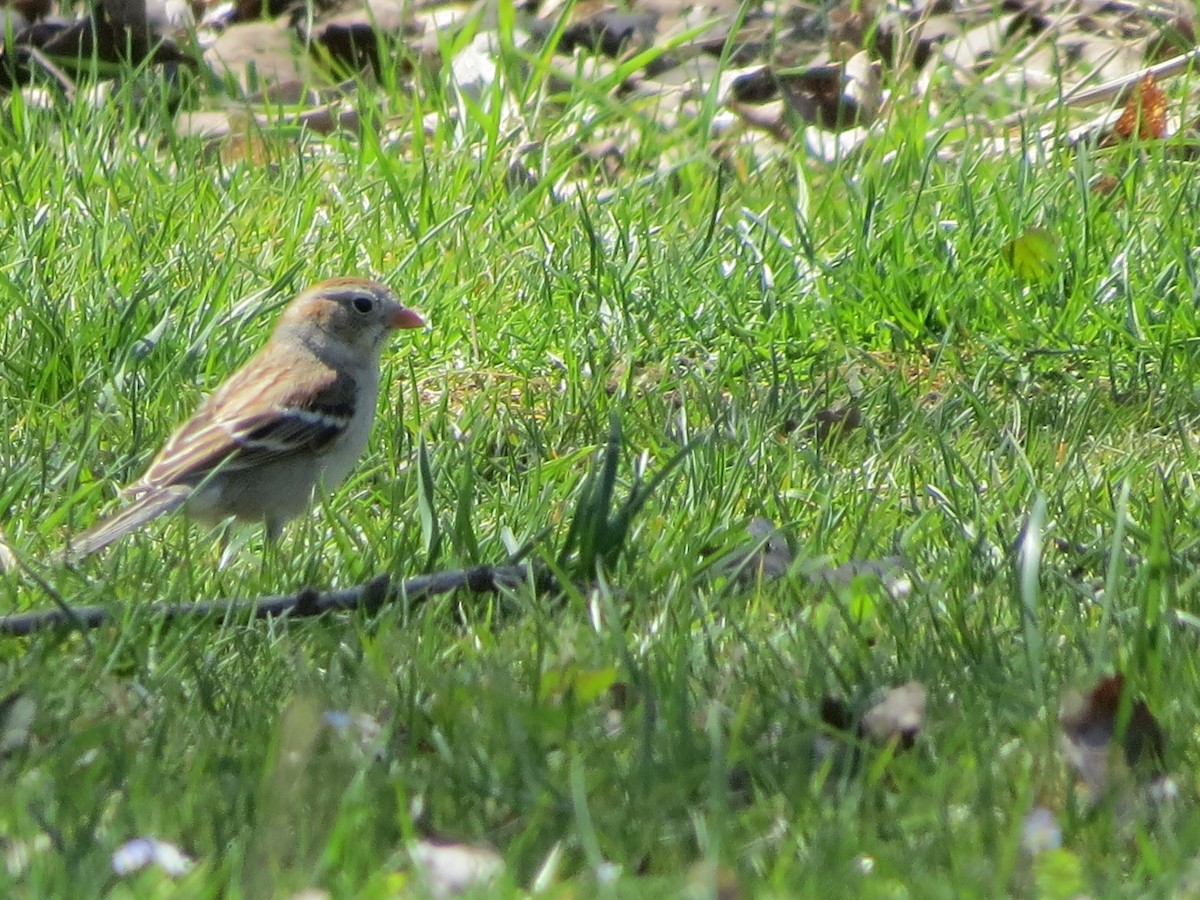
[257,516,286,580]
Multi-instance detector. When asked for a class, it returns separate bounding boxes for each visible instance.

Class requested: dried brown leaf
[1114,74,1168,140]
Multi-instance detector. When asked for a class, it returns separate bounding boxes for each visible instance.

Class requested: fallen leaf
[1001,227,1061,284]
[1114,74,1167,142]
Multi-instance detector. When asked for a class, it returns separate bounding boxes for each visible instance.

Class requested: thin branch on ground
[14,554,95,651]
[0,563,550,638]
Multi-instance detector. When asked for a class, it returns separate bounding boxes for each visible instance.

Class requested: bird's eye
[352,295,374,314]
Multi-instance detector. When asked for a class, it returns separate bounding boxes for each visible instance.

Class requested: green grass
[1,37,1200,898]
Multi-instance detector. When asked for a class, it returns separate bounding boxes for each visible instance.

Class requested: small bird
[64,277,425,559]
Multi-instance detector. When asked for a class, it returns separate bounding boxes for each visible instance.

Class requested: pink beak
[388,307,426,330]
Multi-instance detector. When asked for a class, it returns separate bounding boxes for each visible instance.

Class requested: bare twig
[912,45,1200,154]
[13,554,94,651]
[1058,45,1200,110]
[0,563,547,638]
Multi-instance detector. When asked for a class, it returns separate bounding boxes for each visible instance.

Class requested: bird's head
[276,277,425,354]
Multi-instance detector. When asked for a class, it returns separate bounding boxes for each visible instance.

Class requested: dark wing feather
[137,357,357,491]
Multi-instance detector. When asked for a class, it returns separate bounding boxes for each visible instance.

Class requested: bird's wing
[138,358,358,491]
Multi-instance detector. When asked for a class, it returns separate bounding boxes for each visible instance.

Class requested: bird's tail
[60,486,192,561]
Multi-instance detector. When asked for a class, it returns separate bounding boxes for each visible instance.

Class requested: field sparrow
[64,277,424,559]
